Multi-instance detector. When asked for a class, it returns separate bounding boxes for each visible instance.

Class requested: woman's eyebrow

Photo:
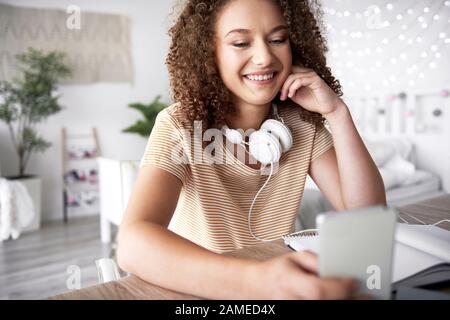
[225,25,288,37]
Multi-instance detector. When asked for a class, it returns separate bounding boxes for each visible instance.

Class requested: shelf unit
[61,127,101,222]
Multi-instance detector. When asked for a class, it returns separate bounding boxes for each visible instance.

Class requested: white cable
[400,213,450,228]
[432,219,450,227]
[248,163,274,242]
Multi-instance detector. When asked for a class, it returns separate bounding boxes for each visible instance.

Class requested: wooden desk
[50,194,450,300]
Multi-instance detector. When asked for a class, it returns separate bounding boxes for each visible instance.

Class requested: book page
[392,241,445,282]
[395,224,450,261]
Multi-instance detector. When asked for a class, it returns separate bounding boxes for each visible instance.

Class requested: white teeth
[246,73,274,81]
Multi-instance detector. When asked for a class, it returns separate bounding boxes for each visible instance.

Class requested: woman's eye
[233,42,249,48]
[232,38,287,48]
[271,38,288,44]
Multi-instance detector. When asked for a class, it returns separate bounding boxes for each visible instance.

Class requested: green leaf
[123,95,168,138]
[0,47,72,176]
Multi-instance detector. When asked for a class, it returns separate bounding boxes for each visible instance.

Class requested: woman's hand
[244,251,358,299]
[279,66,343,117]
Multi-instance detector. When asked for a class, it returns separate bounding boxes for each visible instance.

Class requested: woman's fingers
[314,277,358,300]
[280,72,316,100]
[288,251,318,274]
[287,76,316,98]
[288,252,359,299]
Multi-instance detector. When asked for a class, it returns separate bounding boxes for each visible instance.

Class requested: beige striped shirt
[140,103,334,253]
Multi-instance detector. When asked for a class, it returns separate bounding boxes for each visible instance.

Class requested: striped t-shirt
[140,102,334,253]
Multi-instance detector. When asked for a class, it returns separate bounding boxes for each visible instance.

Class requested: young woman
[117,0,386,299]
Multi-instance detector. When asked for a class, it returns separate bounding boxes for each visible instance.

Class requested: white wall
[0,0,176,221]
[1,0,448,221]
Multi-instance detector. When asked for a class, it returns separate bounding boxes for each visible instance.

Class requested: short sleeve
[140,110,189,183]
[311,122,334,162]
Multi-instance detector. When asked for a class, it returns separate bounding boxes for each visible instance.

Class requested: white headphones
[222,103,293,166]
[222,103,293,242]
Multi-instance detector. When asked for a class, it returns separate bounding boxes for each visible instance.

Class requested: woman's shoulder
[156,102,192,130]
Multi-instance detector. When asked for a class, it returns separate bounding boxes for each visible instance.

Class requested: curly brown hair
[166,0,343,131]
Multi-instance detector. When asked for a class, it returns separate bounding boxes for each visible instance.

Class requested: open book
[282,223,450,289]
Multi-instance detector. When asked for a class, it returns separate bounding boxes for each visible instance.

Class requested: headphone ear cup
[260,119,293,153]
[223,125,244,144]
[248,130,282,165]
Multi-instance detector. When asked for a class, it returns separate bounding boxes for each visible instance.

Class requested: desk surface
[50,194,450,300]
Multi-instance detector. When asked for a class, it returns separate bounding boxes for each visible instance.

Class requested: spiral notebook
[282,229,319,254]
[282,224,450,288]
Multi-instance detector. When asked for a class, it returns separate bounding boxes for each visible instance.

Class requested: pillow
[400,170,433,187]
[370,137,414,161]
[381,153,416,185]
[365,140,396,167]
[378,167,399,190]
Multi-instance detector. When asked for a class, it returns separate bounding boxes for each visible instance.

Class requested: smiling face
[214,0,292,108]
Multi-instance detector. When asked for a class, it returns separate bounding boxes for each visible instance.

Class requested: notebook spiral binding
[282,228,319,240]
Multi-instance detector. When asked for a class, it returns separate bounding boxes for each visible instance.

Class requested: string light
[324,2,449,93]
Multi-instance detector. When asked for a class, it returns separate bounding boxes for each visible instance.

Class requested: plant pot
[5,175,42,233]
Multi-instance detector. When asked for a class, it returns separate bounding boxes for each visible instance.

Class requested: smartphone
[316,205,398,300]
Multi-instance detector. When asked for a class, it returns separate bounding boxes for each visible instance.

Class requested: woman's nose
[251,41,273,66]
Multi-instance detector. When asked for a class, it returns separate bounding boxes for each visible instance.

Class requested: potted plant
[122,95,168,137]
[0,48,71,232]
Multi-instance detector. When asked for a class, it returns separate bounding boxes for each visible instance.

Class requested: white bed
[296,136,446,231]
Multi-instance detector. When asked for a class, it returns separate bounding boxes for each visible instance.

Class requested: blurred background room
[0,0,449,299]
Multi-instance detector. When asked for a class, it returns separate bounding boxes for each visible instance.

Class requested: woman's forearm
[324,101,387,209]
[117,221,257,299]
